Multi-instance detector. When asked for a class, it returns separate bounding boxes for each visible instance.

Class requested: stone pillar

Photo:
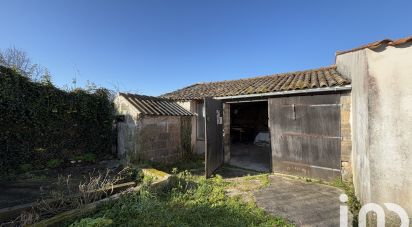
[340,92,352,182]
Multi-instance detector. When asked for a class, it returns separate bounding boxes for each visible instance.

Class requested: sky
[0,0,411,96]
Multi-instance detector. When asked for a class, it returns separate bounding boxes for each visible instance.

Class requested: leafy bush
[0,66,114,172]
[74,153,97,163]
[19,163,33,172]
[47,159,63,169]
[83,153,97,163]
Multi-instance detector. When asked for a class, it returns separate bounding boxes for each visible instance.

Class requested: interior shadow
[214,165,263,178]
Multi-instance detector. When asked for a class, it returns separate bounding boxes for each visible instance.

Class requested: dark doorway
[228,101,271,172]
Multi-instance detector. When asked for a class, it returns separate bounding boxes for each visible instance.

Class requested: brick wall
[340,92,352,181]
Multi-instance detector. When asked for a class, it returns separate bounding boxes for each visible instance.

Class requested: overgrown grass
[149,154,205,175]
[331,178,361,226]
[70,171,293,227]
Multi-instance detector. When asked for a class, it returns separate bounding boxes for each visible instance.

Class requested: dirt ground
[0,160,124,209]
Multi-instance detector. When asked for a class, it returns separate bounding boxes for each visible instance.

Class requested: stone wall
[336,42,412,221]
[115,95,190,165]
[340,92,352,182]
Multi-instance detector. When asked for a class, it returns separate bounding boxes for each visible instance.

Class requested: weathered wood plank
[0,181,136,224]
[31,169,172,227]
[269,94,341,180]
[204,97,224,177]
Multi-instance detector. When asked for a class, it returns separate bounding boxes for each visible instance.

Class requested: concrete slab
[254,175,351,227]
[228,144,271,172]
[215,165,261,178]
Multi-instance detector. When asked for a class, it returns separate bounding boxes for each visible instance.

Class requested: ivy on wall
[0,66,115,171]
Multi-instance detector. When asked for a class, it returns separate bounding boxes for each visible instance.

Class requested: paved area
[254,174,351,227]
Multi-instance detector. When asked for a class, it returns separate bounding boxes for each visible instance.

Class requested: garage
[162,66,351,180]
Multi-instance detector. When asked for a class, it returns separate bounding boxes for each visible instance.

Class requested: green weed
[19,163,33,173]
[69,217,113,227]
[332,178,361,226]
[47,159,63,169]
[72,171,293,227]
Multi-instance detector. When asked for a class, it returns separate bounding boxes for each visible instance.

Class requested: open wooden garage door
[269,94,341,180]
[204,97,224,178]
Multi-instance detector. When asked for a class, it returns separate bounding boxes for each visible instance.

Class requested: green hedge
[0,66,115,172]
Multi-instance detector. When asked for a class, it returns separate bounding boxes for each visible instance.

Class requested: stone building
[115,36,412,220]
[114,93,194,164]
[160,35,412,220]
[162,66,352,179]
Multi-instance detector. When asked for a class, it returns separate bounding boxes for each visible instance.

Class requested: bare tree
[0,46,47,81]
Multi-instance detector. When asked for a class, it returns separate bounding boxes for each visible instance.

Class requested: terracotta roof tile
[161,66,350,100]
[301,73,310,89]
[310,71,319,88]
[324,70,337,87]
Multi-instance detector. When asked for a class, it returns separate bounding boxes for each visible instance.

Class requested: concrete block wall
[114,95,140,161]
[136,116,183,164]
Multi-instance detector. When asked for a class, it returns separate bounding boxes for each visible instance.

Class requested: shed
[162,65,352,180]
[114,93,194,164]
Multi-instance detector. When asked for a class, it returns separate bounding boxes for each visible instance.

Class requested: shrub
[73,153,97,163]
[0,66,115,172]
[47,159,63,169]
[19,163,33,172]
[69,218,113,227]
[83,153,97,163]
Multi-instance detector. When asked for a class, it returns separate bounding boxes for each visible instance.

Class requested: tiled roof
[336,35,412,55]
[161,66,350,100]
[119,93,194,116]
